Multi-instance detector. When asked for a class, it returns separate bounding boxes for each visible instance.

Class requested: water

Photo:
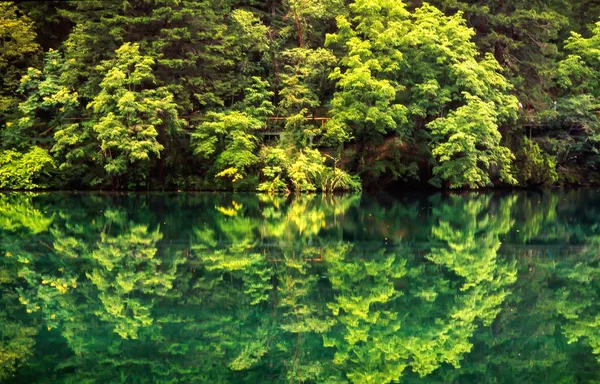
[1,190,600,383]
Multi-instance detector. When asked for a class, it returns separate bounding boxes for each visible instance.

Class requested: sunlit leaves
[514,137,558,186]
[0,3,40,117]
[428,95,517,188]
[192,77,273,186]
[326,1,518,187]
[259,147,361,193]
[0,147,55,189]
[88,43,182,184]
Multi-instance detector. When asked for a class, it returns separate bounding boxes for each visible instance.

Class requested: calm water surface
[2,190,600,383]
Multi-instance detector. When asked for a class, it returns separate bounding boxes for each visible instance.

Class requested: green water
[1,190,600,383]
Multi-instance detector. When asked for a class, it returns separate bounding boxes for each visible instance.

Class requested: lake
[1,190,600,382]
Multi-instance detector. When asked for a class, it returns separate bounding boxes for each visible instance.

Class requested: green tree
[553,21,600,183]
[192,77,274,188]
[428,0,569,112]
[326,1,518,188]
[325,0,410,181]
[514,137,558,186]
[428,95,516,188]
[87,43,183,188]
[53,1,271,189]
[0,3,40,119]
[0,147,54,189]
[400,4,519,188]
[7,48,87,187]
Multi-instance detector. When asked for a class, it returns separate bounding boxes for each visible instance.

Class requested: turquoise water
[1,190,600,383]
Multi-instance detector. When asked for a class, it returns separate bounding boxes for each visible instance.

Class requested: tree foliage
[0,147,54,189]
[87,42,182,187]
[4,0,600,189]
[0,3,40,118]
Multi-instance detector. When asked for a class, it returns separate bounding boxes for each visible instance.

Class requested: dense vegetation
[2,191,600,382]
[2,0,600,190]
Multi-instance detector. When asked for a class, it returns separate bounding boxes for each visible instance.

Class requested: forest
[2,0,600,191]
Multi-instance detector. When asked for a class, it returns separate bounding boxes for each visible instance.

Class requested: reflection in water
[1,191,600,382]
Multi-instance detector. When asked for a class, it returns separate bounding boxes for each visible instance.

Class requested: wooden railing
[258,116,331,135]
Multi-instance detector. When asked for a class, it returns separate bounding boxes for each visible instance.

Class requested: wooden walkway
[257,117,331,136]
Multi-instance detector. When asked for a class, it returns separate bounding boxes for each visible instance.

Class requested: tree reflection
[0,191,600,382]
